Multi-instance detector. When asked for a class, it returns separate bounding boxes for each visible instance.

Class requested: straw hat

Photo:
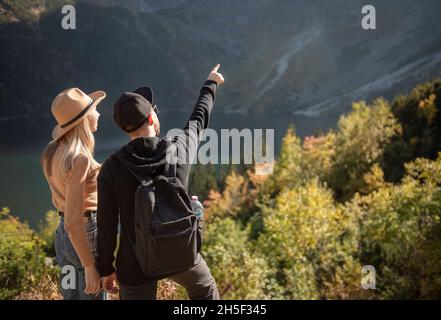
[51,88,106,140]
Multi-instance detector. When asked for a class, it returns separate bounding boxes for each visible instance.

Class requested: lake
[0,111,337,228]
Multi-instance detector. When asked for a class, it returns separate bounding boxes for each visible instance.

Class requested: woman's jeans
[55,214,105,300]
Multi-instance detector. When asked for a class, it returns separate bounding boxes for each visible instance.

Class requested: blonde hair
[41,118,100,176]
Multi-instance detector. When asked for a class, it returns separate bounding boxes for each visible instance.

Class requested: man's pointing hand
[207,64,225,85]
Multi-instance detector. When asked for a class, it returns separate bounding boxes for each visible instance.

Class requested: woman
[41,88,106,300]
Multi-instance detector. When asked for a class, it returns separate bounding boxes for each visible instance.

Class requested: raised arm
[171,65,225,168]
[183,64,224,138]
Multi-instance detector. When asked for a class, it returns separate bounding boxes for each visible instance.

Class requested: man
[96,64,225,300]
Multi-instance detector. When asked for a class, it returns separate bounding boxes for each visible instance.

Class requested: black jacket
[96,80,218,285]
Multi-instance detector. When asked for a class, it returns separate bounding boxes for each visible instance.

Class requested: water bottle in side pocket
[191,195,204,219]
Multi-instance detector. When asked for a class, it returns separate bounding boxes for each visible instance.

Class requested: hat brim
[52,91,106,140]
[133,86,154,105]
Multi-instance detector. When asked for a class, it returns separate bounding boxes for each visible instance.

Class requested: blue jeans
[55,215,105,300]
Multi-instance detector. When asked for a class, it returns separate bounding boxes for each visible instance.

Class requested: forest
[1,78,441,299]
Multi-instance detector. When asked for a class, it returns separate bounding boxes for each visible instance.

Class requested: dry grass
[15,277,188,300]
[15,273,62,300]
[158,279,187,300]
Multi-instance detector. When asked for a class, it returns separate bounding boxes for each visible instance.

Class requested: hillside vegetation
[196,78,441,299]
[1,78,440,299]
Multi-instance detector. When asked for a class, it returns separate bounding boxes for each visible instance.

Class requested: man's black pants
[119,254,220,300]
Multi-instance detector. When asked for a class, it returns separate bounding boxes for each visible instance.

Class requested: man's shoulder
[104,151,120,167]
[98,151,121,180]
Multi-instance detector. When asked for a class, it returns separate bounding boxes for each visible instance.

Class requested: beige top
[43,145,99,267]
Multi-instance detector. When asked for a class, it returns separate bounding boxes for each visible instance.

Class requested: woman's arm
[64,155,95,268]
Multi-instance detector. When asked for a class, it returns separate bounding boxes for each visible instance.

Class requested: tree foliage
[198,78,441,299]
[2,79,441,299]
[0,208,50,299]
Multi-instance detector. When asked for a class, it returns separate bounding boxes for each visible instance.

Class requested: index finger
[212,64,220,73]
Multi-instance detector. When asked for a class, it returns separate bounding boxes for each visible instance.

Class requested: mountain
[83,0,188,13]
[0,0,440,123]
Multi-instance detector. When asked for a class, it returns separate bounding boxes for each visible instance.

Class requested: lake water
[0,111,337,228]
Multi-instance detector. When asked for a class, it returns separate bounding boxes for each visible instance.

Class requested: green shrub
[356,154,441,299]
[270,126,303,193]
[202,217,283,299]
[0,207,48,299]
[330,99,401,200]
[383,78,441,182]
[257,180,364,299]
[37,210,58,257]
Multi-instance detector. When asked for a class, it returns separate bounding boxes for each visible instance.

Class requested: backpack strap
[112,153,153,184]
[163,161,177,178]
[163,137,177,178]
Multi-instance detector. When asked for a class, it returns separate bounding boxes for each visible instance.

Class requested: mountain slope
[0,0,440,121]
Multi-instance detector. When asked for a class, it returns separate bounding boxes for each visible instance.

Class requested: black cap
[113,87,154,133]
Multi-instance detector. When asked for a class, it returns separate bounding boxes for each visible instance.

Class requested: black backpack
[113,154,202,278]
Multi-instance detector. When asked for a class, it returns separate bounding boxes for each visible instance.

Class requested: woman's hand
[207,64,225,85]
[84,265,101,295]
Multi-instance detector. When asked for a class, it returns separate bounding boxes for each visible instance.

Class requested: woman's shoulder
[71,154,91,174]
[74,153,90,165]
